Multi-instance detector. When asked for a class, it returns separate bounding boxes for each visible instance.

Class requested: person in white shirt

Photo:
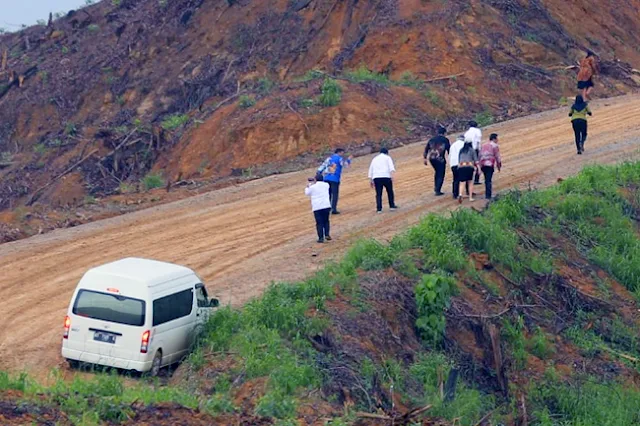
[304,174,332,243]
[449,135,465,199]
[464,120,482,185]
[368,148,398,213]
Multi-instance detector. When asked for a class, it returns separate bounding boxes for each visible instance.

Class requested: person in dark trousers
[464,121,482,185]
[424,126,450,196]
[368,148,397,213]
[449,134,465,200]
[577,50,599,100]
[569,95,592,155]
[304,174,332,243]
[479,133,502,200]
[317,148,352,214]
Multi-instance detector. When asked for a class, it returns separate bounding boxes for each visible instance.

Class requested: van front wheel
[150,350,162,377]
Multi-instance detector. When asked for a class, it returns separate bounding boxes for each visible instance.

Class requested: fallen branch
[454,304,540,319]
[286,101,310,133]
[600,346,639,363]
[356,411,390,420]
[423,72,465,83]
[27,148,99,205]
[474,404,503,426]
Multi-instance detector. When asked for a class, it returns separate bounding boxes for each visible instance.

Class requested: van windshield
[73,290,146,326]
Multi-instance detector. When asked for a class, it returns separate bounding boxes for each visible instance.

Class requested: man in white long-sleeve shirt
[304,175,332,243]
[464,120,482,184]
[368,147,398,213]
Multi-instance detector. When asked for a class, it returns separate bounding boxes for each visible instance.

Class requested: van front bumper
[62,347,152,372]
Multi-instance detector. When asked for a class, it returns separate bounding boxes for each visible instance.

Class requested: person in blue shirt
[317,148,352,214]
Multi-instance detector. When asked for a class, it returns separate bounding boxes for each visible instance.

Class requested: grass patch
[530,376,640,426]
[161,114,189,131]
[345,66,389,85]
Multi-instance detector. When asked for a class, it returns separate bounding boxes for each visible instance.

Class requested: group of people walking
[305,50,599,242]
[304,123,501,243]
[424,123,502,203]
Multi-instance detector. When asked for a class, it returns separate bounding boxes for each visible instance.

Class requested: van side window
[195,285,209,308]
[152,289,194,326]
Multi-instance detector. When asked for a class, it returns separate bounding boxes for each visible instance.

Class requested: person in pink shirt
[479,133,502,200]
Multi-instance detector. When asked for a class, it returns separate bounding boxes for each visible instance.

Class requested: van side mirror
[209,298,219,308]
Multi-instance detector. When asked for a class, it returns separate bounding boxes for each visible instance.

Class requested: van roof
[85,257,195,288]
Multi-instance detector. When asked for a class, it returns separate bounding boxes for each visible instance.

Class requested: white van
[61,257,219,375]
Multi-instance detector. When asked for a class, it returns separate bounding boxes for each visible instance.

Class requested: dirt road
[1,95,640,377]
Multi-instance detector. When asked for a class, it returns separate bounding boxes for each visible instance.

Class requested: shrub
[397,71,423,88]
[161,114,189,130]
[415,274,457,345]
[141,172,165,190]
[238,95,256,109]
[87,24,100,32]
[319,78,342,107]
[527,327,554,360]
[345,66,389,85]
[474,110,494,127]
[64,122,77,136]
[33,143,48,155]
[423,88,442,106]
[502,316,527,368]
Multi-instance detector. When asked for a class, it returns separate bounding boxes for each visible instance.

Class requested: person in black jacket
[423,126,450,196]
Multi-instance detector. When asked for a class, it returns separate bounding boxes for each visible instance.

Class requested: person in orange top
[577,50,599,100]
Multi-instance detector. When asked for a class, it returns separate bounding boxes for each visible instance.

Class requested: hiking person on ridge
[479,133,502,200]
[424,126,450,196]
[317,148,352,215]
[577,50,599,100]
[464,120,482,185]
[368,147,398,213]
[305,174,332,243]
[456,139,479,203]
[569,95,592,155]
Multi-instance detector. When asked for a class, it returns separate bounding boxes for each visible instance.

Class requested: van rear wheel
[150,350,162,377]
[66,359,79,369]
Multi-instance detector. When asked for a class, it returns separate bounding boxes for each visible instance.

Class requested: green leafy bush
[415,274,457,344]
[319,78,342,107]
[141,172,165,190]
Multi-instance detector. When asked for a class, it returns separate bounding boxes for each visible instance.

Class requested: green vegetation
[415,274,457,345]
[474,110,495,127]
[87,24,100,33]
[299,98,315,108]
[423,88,442,106]
[345,66,390,85]
[141,172,165,190]
[256,77,275,95]
[2,162,640,425]
[33,143,48,155]
[238,94,256,109]
[530,376,640,426]
[64,122,77,136]
[161,114,189,131]
[319,78,342,107]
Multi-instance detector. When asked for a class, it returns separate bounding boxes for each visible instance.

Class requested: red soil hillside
[0,0,639,224]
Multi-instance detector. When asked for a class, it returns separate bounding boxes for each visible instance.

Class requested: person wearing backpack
[569,95,592,155]
[423,126,450,196]
[479,133,502,200]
